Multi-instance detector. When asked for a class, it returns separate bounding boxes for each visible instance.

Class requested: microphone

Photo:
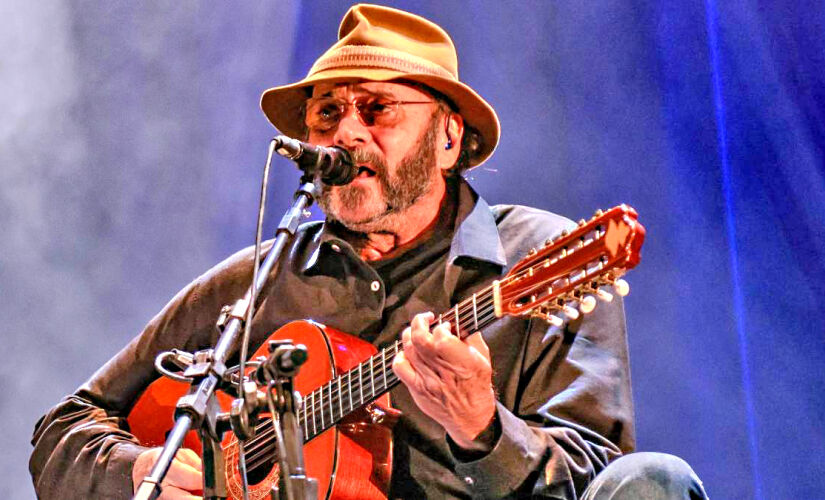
[254,342,309,382]
[273,135,355,185]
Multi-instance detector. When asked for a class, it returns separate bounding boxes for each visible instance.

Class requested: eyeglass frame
[303,95,438,134]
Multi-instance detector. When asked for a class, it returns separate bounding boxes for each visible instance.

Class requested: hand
[132,447,203,499]
[392,312,496,449]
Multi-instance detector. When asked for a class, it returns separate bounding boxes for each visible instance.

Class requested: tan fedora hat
[260,3,500,167]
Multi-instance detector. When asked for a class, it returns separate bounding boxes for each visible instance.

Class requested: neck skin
[355,174,447,261]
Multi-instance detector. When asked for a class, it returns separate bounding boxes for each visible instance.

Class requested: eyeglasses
[304,96,436,134]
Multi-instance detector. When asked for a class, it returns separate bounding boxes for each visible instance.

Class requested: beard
[316,112,441,234]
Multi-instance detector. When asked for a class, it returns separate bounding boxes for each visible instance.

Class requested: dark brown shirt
[30,179,634,499]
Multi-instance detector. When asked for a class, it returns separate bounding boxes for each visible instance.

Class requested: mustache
[348,149,387,175]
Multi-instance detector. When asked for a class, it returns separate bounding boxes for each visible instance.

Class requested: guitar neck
[299,286,499,441]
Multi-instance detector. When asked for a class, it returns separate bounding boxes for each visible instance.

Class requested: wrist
[449,410,500,456]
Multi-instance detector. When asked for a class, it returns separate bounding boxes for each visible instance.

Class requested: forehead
[310,81,431,100]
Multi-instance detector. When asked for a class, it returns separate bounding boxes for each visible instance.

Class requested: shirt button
[464,476,474,486]
[370,280,381,292]
[330,243,341,253]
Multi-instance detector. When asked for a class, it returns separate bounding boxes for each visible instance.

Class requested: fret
[310,390,317,436]
[358,363,363,406]
[347,369,354,412]
[302,399,308,438]
[319,386,325,429]
[369,355,375,398]
[381,349,387,390]
[454,307,460,336]
[337,375,343,419]
[328,383,334,422]
[472,293,479,332]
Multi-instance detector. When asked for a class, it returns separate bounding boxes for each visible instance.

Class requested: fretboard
[297,285,499,441]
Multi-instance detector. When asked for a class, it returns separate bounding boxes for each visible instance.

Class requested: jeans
[581,452,709,500]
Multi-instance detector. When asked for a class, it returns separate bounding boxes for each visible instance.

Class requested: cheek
[307,130,333,145]
[372,130,415,165]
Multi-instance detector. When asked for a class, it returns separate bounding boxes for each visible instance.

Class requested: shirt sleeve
[450,289,633,499]
[29,255,248,499]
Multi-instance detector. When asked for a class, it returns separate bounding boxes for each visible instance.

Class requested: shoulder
[186,221,325,293]
[487,204,576,270]
[490,204,575,247]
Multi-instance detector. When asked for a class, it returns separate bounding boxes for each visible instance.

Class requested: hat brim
[260,68,500,167]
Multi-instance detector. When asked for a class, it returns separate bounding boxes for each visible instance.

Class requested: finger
[429,322,474,363]
[464,331,491,361]
[162,459,203,492]
[392,351,416,386]
[401,325,412,348]
[158,484,202,500]
[431,321,453,342]
[175,449,203,471]
[409,312,435,349]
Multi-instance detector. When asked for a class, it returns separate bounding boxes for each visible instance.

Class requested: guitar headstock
[493,205,645,326]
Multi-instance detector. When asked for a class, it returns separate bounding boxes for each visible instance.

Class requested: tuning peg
[578,219,586,227]
[593,208,604,218]
[594,287,614,302]
[613,278,630,297]
[533,308,564,328]
[561,304,580,320]
[579,295,597,314]
[545,313,564,328]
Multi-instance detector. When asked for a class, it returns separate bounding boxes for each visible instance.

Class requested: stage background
[2,1,823,498]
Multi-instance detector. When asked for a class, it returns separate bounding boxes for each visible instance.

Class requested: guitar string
[228,267,594,468]
[235,289,606,470]
[233,228,620,470]
[270,298,498,434]
[233,305,503,469]
[235,303,502,468]
[228,254,602,470]
[237,346,404,471]
[226,233,619,469]
[236,292,497,451]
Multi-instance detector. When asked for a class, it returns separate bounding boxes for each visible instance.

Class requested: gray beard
[316,114,440,233]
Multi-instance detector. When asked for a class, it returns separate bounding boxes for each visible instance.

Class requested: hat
[260,3,500,167]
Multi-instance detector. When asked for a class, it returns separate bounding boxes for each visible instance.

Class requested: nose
[333,105,371,150]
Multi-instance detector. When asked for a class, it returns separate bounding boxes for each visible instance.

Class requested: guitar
[128,204,645,500]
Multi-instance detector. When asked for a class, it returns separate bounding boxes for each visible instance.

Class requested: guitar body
[128,321,396,500]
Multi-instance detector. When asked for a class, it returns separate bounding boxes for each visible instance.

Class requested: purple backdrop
[3,1,823,498]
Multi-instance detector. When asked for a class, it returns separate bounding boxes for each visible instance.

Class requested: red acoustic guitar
[128,205,645,500]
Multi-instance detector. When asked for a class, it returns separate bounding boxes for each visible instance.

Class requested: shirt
[30,178,634,499]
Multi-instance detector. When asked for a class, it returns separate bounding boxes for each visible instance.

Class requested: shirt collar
[448,179,507,268]
[301,178,507,273]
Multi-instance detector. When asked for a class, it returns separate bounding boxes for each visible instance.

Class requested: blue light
[703,1,763,498]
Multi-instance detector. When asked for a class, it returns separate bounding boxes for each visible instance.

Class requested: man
[30,4,707,499]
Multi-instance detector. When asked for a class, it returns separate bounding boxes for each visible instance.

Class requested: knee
[585,452,707,500]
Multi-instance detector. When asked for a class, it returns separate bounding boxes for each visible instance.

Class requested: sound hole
[244,439,278,485]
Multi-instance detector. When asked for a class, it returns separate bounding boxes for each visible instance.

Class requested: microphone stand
[133,139,321,500]
[253,341,317,500]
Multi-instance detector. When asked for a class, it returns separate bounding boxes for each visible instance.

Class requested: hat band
[309,45,455,80]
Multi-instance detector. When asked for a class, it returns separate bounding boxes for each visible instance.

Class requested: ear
[436,112,464,173]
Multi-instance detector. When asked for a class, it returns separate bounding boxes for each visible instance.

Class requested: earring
[445,137,453,150]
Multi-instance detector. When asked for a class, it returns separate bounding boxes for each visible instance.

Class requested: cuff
[452,402,546,499]
[109,441,150,497]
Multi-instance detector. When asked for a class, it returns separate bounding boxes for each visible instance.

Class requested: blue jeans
[581,452,709,500]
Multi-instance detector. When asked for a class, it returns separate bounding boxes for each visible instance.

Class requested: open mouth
[357,165,377,178]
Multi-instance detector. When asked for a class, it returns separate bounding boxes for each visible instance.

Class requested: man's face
[307,82,444,233]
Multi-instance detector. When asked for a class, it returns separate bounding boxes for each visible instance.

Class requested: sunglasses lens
[305,97,425,133]
[356,100,395,127]
[305,99,342,132]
